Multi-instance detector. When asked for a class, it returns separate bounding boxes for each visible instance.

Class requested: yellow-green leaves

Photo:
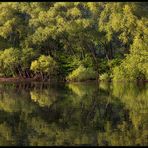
[30,55,57,76]
[67,7,82,18]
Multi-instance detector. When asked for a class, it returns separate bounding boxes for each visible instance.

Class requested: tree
[0,48,20,77]
[30,55,58,80]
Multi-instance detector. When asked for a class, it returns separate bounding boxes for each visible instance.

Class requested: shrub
[98,59,109,74]
[112,53,148,82]
[108,58,122,70]
[99,73,110,81]
[66,65,97,82]
[112,35,148,82]
[0,48,20,77]
[81,55,94,68]
[30,55,58,79]
[112,66,127,82]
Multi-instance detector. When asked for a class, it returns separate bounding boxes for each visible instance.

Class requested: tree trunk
[25,70,30,78]
[40,72,44,81]
[17,67,23,78]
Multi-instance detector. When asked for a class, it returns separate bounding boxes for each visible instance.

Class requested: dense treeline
[0,2,147,81]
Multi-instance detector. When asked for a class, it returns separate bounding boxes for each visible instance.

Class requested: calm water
[0,81,147,146]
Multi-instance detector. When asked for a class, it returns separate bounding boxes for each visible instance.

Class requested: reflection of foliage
[30,87,59,107]
[68,82,97,97]
[0,89,36,113]
[0,123,16,146]
[99,82,110,91]
[112,82,148,117]
[98,120,148,146]
[0,92,18,112]
[111,82,148,146]
[0,82,147,146]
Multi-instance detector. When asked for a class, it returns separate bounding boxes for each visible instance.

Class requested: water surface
[0,81,147,146]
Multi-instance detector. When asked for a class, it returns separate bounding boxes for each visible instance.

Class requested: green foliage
[81,55,94,68]
[0,2,147,81]
[112,66,126,82]
[66,65,97,82]
[57,54,94,80]
[0,48,20,76]
[98,59,110,74]
[108,58,122,70]
[21,48,37,70]
[113,31,148,82]
[99,73,110,81]
[30,55,58,78]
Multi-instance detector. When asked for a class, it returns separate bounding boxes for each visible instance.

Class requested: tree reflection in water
[0,81,147,146]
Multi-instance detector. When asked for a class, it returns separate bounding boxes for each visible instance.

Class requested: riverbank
[0,77,147,83]
[0,77,35,82]
[0,77,96,83]
[0,77,65,83]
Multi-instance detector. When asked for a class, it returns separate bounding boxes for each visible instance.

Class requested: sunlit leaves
[30,55,58,77]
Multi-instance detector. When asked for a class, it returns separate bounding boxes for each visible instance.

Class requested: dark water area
[0,81,147,146]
